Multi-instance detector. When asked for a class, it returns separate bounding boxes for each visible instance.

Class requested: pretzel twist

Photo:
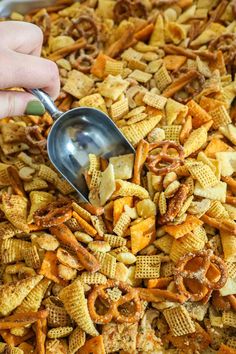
[88,280,141,324]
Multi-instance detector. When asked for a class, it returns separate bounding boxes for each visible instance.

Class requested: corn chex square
[110,99,129,121]
[187,162,218,189]
[135,255,161,279]
[129,69,152,83]
[163,306,196,336]
[154,65,172,92]
[210,105,231,129]
[222,311,236,328]
[163,125,182,143]
[143,92,167,109]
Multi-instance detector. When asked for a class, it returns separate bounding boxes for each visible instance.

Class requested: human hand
[0,21,60,118]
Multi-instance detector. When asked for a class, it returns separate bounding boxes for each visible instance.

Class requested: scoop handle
[27,88,63,120]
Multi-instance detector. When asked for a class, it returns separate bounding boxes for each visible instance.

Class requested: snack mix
[0,0,236,352]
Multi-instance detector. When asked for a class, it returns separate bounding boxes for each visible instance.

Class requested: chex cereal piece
[38,164,58,184]
[88,154,100,175]
[46,303,70,328]
[110,99,129,121]
[187,162,218,189]
[0,221,17,240]
[90,170,102,189]
[210,105,231,129]
[135,255,161,278]
[23,245,41,269]
[72,202,91,222]
[24,178,48,191]
[154,65,172,92]
[121,48,143,61]
[227,337,236,350]
[163,125,182,143]
[121,115,161,146]
[90,216,107,236]
[163,306,196,336]
[187,100,212,128]
[1,239,30,264]
[170,231,206,262]
[2,193,29,233]
[93,251,116,278]
[207,200,229,219]
[124,106,146,119]
[184,127,208,157]
[80,272,107,285]
[154,234,173,254]
[126,113,147,125]
[143,92,167,109]
[222,311,236,328]
[0,275,42,316]
[59,279,98,336]
[128,59,147,71]
[159,192,167,215]
[226,262,236,279]
[48,326,73,339]
[65,218,81,232]
[104,234,126,248]
[161,262,175,277]
[194,181,227,203]
[69,327,86,354]
[113,212,131,237]
[56,178,74,195]
[113,180,149,199]
[28,191,55,224]
[104,59,124,76]
[129,69,152,83]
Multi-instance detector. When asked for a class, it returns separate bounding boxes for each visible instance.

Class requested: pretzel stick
[226,195,236,206]
[0,329,34,346]
[50,223,100,272]
[180,115,192,144]
[201,214,236,235]
[58,95,73,111]
[227,295,236,311]
[163,70,199,98]
[190,0,228,43]
[132,139,149,185]
[35,318,47,354]
[138,288,186,303]
[222,176,236,191]
[163,44,215,61]
[0,310,48,329]
[73,211,97,236]
[80,203,104,216]
[106,28,137,58]
[48,38,87,61]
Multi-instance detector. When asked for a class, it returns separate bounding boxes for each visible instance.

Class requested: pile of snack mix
[0,0,236,352]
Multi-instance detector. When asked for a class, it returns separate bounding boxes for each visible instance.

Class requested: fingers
[0,21,43,56]
[0,50,60,99]
[0,91,45,119]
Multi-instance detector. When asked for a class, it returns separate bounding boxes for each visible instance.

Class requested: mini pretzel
[165,68,205,103]
[88,280,141,324]
[113,0,132,23]
[209,33,236,66]
[34,200,73,228]
[69,16,98,43]
[25,126,47,151]
[174,250,228,302]
[146,140,184,176]
[70,45,99,73]
[33,10,51,44]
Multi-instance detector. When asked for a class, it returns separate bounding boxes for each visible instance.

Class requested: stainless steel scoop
[30,89,135,202]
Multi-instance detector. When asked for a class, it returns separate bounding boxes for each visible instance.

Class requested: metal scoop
[30,89,135,202]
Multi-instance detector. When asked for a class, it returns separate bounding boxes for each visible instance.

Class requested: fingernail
[25,100,45,116]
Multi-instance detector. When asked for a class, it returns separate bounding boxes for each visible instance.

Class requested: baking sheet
[0,0,56,17]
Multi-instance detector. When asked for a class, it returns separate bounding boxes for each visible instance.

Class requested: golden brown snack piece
[174,250,228,301]
[146,140,184,176]
[50,223,100,273]
[88,280,141,324]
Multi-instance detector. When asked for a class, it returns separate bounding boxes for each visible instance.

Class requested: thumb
[0,91,45,119]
